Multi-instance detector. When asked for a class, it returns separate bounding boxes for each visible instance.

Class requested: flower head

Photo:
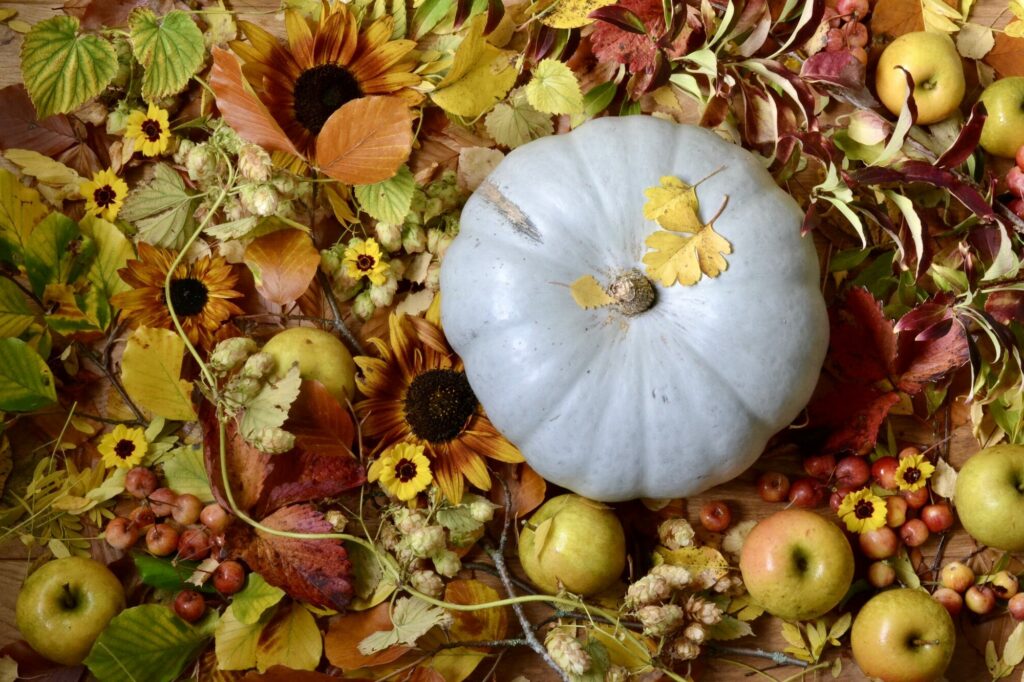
[125,103,171,157]
[343,238,389,286]
[837,488,887,534]
[81,169,128,222]
[895,454,935,492]
[368,442,432,501]
[98,425,148,469]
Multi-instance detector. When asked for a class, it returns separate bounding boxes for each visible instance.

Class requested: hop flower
[369,267,399,307]
[250,426,295,454]
[237,144,272,182]
[375,223,403,252]
[670,637,701,661]
[325,510,348,531]
[210,123,242,154]
[469,497,498,523]
[210,337,258,374]
[712,574,744,595]
[636,604,685,637]
[605,665,629,682]
[659,518,696,549]
[650,564,692,590]
[432,549,461,578]
[427,228,454,256]
[393,508,427,534]
[353,290,376,320]
[625,574,671,607]
[683,622,707,644]
[408,525,446,558]
[186,144,218,181]
[241,352,276,379]
[378,521,401,551]
[173,139,196,165]
[544,630,591,676]
[410,569,445,598]
[402,224,427,253]
[685,595,723,626]
[223,375,263,408]
[241,184,279,217]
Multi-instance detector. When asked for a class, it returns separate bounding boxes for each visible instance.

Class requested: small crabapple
[171,494,203,526]
[146,523,179,556]
[872,457,899,490]
[900,519,930,547]
[213,560,246,594]
[886,495,909,528]
[699,501,732,532]
[105,517,139,550]
[940,561,975,593]
[148,488,178,517]
[859,526,900,559]
[868,561,896,588]
[990,571,1019,600]
[125,467,158,499]
[757,472,790,502]
[200,503,230,533]
[173,590,206,623]
[965,585,997,615]
[920,503,954,533]
[933,587,963,617]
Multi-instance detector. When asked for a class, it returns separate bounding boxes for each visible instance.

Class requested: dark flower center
[114,439,136,459]
[93,185,117,208]
[293,63,363,135]
[394,458,418,483]
[854,499,875,519]
[356,254,376,272]
[168,277,210,317]
[404,369,478,443]
[141,119,163,142]
[902,467,921,484]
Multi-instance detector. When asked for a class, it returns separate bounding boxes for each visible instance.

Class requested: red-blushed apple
[991,571,1019,599]
[932,587,962,617]
[739,509,854,621]
[859,526,900,559]
[851,588,955,682]
[15,556,126,666]
[939,561,974,593]
[518,494,625,596]
[978,77,1024,158]
[875,32,965,125]
[965,585,997,614]
[868,561,896,588]
[262,327,357,403]
[1009,593,1024,620]
[955,445,1024,551]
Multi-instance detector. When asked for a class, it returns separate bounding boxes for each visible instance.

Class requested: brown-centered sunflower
[111,243,243,350]
[229,1,422,158]
[356,313,523,503]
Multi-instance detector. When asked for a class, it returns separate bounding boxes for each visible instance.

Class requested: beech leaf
[0,278,35,338]
[255,603,322,673]
[121,326,196,421]
[357,598,448,655]
[244,229,320,305]
[430,26,518,119]
[315,96,414,185]
[129,9,205,99]
[215,604,267,671]
[231,573,286,625]
[0,168,47,264]
[0,84,81,159]
[984,33,1024,77]
[525,59,584,115]
[0,338,56,412]
[570,275,613,310]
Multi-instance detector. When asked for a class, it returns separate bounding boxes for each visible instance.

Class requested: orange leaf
[869,0,923,44]
[241,666,343,681]
[244,229,321,305]
[315,96,414,185]
[324,602,412,670]
[209,47,300,157]
[445,579,508,643]
[490,463,547,518]
[985,34,1024,77]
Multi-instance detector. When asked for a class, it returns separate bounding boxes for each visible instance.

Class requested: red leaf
[935,101,987,169]
[896,322,969,393]
[243,229,321,305]
[811,384,902,455]
[209,48,301,157]
[829,288,898,383]
[63,0,149,29]
[985,290,1024,325]
[315,97,414,185]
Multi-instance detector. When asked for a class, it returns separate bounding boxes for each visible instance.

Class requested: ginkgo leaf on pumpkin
[525,59,584,115]
[120,326,197,421]
[570,275,613,309]
[642,176,701,232]
[315,96,414,185]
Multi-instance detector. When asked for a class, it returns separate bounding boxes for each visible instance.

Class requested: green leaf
[162,444,214,502]
[239,364,301,442]
[525,59,583,115]
[80,216,133,300]
[355,165,415,225]
[575,81,617,123]
[0,169,47,266]
[575,639,611,682]
[23,213,96,297]
[20,16,117,118]
[231,573,286,625]
[129,10,206,99]
[120,165,198,249]
[358,597,449,654]
[0,338,56,411]
[412,0,454,38]
[707,614,754,641]
[255,603,322,672]
[120,326,197,421]
[892,549,921,589]
[0,278,35,338]
[133,554,215,593]
[348,543,398,610]
[84,605,217,682]
[484,90,553,149]
[215,604,269,671]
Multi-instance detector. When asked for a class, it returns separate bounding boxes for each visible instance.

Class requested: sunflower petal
[350,40,417,81]
[285,10,314,68]
[433,452,466,503]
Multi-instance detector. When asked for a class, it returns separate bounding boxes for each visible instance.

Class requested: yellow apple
[875,32,965,125]
[262,327,356,403]
[978,77,1024,158]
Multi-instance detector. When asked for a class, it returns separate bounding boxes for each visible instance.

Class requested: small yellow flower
[97,424,148,469]
[125,103,171,157]
[81,169,128,222]
[837,488,887,534]
[895,454,935,492]
[368,442,432,501]
[343,238,389,287]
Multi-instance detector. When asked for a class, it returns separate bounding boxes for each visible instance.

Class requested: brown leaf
[985,34,1024,77]
[235,504,354,610]
[446,579,508,643]
[325,603,412,670]
[0,85,79,157]
[286,379,356,456]
[896,323,969,393]
[315,97,414,185]
[870,0,923,45]
[209,48,301,157]
[244,229,321,305]
[985,290,1024,325]
[63,0,151,29]
[511,463,547,517]
[241,667,343,682]
[409,668,446,682]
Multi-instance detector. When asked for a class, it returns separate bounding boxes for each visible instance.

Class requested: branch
[316,270,366,356]
[708,645,810,668]
[78,344,147,424]
[463,561,538,595]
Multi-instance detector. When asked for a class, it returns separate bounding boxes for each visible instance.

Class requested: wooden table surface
[0,0,1017,680]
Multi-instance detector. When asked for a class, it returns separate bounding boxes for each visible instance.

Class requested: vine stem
[78,344,146,424]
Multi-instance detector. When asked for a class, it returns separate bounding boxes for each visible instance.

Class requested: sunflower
[356,313,523,503]
[895,454,935,492]
[344,237,389,286]
[126,103,172,157]
[229,1,422,157]
[98,425,148,469]
[81,169,128,222]
[369,442,433,501]
[836,488,887,534]
[110,243,244,350]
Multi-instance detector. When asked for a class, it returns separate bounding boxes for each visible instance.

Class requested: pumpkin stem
[608,269,656,316]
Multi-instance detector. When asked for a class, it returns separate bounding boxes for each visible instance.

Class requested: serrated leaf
[436,494,491,535]
[240,364,301,441]
[255,603,322,672]
[0,338,56,411]
[84,605,217,682]
[643,224,732,287]
[120,326,197,421]
[129,9,206,99]
[162,445,214,502]
[0,278,35,338]
[643,176,701,232]
[706,614,754,641]
[20,16,117,118]
[23,212,96,297]
[0,169,47,265]
[525,59,583,115]
[540,0,617,28]
[931,458,957,499]
[358,598,448,655]
[348,542,398,610]
[215,604,267,671]
[120,165,198,249]
[484,94,553,149]
[355,165,415,225]
[570,275,613,310]
[231,573,286,625]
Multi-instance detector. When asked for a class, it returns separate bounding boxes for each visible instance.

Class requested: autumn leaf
[324,602,412,670]
[540,0,617,28]
[120,326,197,421]
[254,603,322,673]
[642,221,732,287]
[525,59,584,115]
[0,168,47,263]
[655,546,729,587]
[422,579,508,682]
[570,275,613,310]
[1008,0,1024,38]
[243,229,320,305]
[0,85,84,160]
[642,176,702,232]
[315,97,414,185]
[358,598,449,655]
[430,17,518,119]
[985,33,1024,77]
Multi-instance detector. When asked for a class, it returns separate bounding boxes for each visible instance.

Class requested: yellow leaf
[589,624,656,672]
[255,603,322,672]
[525,59,583,115]
[0,169,47,257]
[643,223,732,287]
[120,326,197,421]
[1012,0,1024,19]
[570,275,613,309]
[426,579,509,682]
[431,16,517,118]
[4,149,81,189]
[780,622,807,651]
[654,546,729,585]
[540,0,617,28]
[643,176,701,232]
[1007,19,1024,38]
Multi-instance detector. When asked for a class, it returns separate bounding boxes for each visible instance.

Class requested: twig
[434,637,529,649]
[535,610,645,632]
[487,478,570,682]
[316,270,366,356]
[463,561,538,595]
[707,645,809,668]
[78,344,147,424]
[0,270,44,308]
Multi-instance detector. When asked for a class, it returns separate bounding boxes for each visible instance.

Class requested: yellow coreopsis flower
[97,424,148,469]
[125,103,172,157]
[895,454,935,492]
[368,442,432,502]
[81,169,128,222]
[343,238,389,286]
[837,488,887,534]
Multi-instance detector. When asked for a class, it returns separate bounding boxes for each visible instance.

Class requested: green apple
[875,31,965,125]
[739,509,854,621]
[851,588,955,682]
[262,327,357,403]
[978,77,1024,158]
[15,556,126,666]
[956,444,1024,551]
[518,494,625,596]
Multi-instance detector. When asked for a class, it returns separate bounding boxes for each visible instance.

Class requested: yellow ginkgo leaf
[642,176,701,233]
[642,222,732,287]
[569,275,613,309]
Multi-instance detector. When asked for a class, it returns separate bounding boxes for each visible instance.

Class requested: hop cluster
[544,629,591,676]
[378,507,463,586]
